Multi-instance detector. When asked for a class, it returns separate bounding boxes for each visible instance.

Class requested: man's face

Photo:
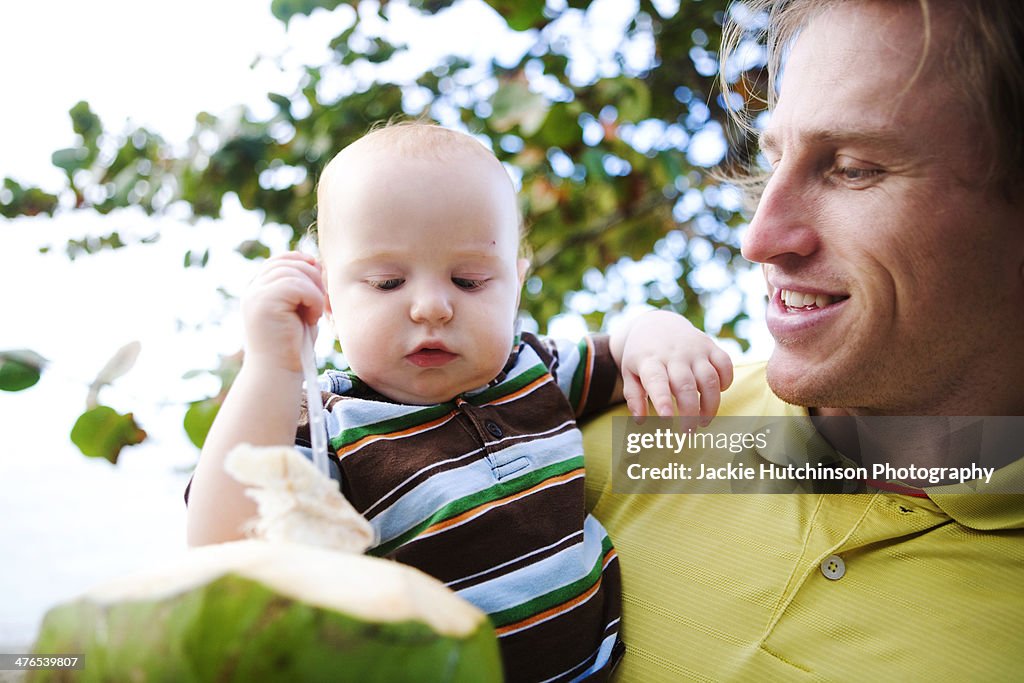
[321,145,526,405]
[742,2,1024,415]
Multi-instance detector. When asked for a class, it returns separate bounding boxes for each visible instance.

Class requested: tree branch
[530,190,677,273]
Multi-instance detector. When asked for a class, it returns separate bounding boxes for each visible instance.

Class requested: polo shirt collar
[753,406,1024,531]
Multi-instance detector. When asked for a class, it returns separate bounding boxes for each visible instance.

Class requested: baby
[188,123,732,681]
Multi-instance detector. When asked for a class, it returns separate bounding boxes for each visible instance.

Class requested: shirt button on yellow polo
[821,554,846,580]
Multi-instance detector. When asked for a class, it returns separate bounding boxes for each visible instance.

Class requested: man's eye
[835,166,884,182]
[369,278,403,290]
[452,277,485,291]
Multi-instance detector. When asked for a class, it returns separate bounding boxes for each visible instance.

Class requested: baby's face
[320,145,526,405]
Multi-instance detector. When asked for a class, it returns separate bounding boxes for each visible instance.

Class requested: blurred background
[0,0,772,650]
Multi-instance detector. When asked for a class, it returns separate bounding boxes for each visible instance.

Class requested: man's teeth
[780,289,835,309]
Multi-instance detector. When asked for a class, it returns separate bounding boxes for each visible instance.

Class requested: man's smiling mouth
[779,288,849,311]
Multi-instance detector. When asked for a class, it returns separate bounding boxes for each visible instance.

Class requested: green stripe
[464,362,549,406]
[371,456,584,557]
[489,534,614,628]
[567,337,591,413]
[330,403,453,451]
[332,361,549,451]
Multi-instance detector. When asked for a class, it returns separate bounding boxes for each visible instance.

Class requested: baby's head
[316,123,529,405]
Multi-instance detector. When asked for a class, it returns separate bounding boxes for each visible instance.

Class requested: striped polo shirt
[303,332,624,682]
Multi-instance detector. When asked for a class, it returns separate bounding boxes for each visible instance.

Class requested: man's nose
[409,283,454,324]
[740,166,820,265]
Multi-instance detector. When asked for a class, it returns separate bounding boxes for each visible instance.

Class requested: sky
[0,0,770,649]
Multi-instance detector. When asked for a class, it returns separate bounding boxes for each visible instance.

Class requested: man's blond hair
[721,0,1024,195]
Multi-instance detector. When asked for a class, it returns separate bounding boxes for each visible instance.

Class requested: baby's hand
[613,310,733,424]
[241,252,326,374]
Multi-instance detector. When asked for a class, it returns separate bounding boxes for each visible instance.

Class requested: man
[582,1,1024,680]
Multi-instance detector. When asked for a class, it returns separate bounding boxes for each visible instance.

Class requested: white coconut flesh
[83,539,484,638]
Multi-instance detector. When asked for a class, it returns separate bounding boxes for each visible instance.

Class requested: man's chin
[765,355,831,408]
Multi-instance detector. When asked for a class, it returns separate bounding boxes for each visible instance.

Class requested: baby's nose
[409,285,454,323]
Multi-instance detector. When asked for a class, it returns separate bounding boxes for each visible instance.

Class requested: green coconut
[30,539,501,682]
[29,446,501,682]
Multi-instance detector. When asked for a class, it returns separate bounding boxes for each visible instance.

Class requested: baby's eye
[368,278,403,290]
[452,277,485,291]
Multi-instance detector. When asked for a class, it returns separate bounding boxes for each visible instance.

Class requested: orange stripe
[575,337,595,417]
[486,375,551,407]
[336,411,456,457]
[423,469,584,536]
[495,576,603,636]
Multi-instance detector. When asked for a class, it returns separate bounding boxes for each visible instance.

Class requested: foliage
[74,342,147,464]
[2,0,767,459]
[70,406,147,464]
[0,350,48,392]
[182,352,244,449]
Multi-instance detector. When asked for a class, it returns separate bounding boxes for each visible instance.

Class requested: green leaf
[483,0,546,31]
[236,240,271,260]
[69,100,102,145]
[491,80,549,135]
[184,398,222,449]
[0,178,59,218]
[51,147,91,174]
[183,249,209,268]
[70,406,147,464]
[596,78,652,123]
[0,350,47,392]
[408,0,459,12]
[268,93,293,117]
[270,0,346,24]
[538,102,582,149]
[64,232,127,260]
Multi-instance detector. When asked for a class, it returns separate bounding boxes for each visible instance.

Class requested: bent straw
[301,323,330,477]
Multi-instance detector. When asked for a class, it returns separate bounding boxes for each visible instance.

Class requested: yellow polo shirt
[582,363,1024,681]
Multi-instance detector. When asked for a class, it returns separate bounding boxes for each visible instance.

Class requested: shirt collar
[926,458,1024,530]
[755,409,1024,530]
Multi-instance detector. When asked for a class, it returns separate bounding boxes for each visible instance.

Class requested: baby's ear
[516,258,530,285]
[514,258,531,311]
[321,267,333,317]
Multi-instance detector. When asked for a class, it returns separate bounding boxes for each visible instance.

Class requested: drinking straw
[300,323,330,477]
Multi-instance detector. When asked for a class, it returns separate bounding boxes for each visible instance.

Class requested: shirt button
[485,421,504,438]
[820,554,846,580]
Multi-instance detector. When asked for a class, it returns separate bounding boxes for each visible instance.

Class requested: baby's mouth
[779,288,849,312]
[406,347,457,368]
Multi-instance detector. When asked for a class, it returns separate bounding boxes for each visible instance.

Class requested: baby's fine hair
[313,121,527,254]
[351,120,501,162]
